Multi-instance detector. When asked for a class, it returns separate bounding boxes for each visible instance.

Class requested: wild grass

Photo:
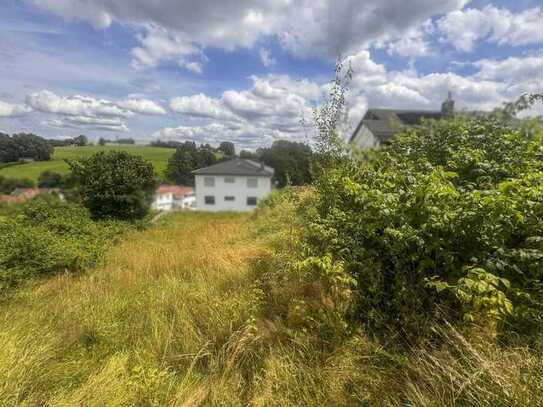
[0,210,542,405]
[0,145,174,181]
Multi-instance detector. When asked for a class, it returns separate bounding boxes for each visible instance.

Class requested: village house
[350,93,455,149]
[151,185,195,212]
[0,188,65,203]
[192,158,274,212]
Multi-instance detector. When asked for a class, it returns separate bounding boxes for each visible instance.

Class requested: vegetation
[0,132,54,163]
[0,145,175,181]
[0,175,35,194]
[165,141,219,186]
[257,139,314,187]
[37,171,64,188]
[69,151,157,220]
[0,195,123,292]
[0,209,541,405]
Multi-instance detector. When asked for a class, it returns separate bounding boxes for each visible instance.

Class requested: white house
[350,94,455,149]
[151,185,195,212]
[192,158,274,212]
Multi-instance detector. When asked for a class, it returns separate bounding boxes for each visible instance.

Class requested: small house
[152,185,195,212]
[192,158,274,212]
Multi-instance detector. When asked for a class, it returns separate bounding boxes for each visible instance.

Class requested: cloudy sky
[1,0,542,148]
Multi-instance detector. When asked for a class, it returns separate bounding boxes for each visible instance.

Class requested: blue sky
[1,0,542,148]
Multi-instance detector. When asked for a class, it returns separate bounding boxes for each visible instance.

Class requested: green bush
[69,151,156,220]
[0,196,124,292]
[257,116,543,344]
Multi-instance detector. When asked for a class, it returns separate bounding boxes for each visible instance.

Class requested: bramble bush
[255,114,543,345]
[0,196,125,292]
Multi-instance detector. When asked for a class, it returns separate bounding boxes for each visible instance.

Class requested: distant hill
[0,145,175,181]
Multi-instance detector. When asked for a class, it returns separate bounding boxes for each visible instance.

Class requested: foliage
[0,175,35,194]
[218,141,236,157]
[165,141,219,185]
[257,140,314,187]
[0,132,54,163]
[0,196,123,292]
[37,170,64,188]
[69,151,157,220]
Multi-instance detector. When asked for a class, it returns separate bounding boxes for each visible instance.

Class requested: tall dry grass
[0,210,542,406]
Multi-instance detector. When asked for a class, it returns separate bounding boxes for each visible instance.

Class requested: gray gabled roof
[192,158,274,177]
[350,108,445,144]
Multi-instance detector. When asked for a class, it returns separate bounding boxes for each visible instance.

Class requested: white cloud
[0,100,31,117]
[170,93,241,122]
[131,25,203,72]
[437,6,543,52]
[46,118,129,132]
[259,48,276,67]
[26,90,131,117]
[116,98,166,115]
[35,0,470,60]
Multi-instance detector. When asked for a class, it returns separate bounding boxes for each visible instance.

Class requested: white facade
[152,191,175,211]
[195,174,272,212]
[350,123,379,149]
[151,186,195,212]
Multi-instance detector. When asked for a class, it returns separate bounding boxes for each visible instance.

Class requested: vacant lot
[0,145,175,180]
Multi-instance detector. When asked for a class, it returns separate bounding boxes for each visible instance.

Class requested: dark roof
[350,108,445,144]
[192,158,274,177]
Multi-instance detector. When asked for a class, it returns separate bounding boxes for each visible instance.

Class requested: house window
[224,196,235,201]
[224,177,235,183]
[247,178,258,188]
[204,196,215,205]
[204,177,215,187]
[247,197,258,206]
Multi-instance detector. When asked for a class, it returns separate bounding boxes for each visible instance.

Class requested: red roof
[0,195,20,203]
[155,184,193,199]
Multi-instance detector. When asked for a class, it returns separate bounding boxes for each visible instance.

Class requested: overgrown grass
[0,210,542,405]
[0,145,174,181]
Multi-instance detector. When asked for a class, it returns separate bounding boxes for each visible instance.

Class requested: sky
[1,0,542,149]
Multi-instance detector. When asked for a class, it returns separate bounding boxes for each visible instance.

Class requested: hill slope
[1,210,541,406]
[0,145,175,181]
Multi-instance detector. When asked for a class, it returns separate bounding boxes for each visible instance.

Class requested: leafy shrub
[69,151,156,220]
[37,170,64,188]
[0,175,35,194]
[0,196,124,292]
[256,116,543,344]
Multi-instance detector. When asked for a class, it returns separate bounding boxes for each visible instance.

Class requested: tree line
[164,139,314,187]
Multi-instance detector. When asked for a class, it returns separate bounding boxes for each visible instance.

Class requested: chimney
[441,91,455,116]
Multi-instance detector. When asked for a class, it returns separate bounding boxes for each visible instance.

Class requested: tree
[218,141,235,157]
[166,149,196,185]
[0,133,54,162]
[68,151,156,220]
[258,140,314,187]
[98,138,107,146]
[37,171,63,188]
[240,149,257,159]
[73,135,88,147]
[165,141,219,186]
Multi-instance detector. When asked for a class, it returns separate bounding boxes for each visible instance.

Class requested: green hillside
[0,145,175,181]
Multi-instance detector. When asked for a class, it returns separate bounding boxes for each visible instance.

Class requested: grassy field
[0,145,175,181]
[0,210,541,405]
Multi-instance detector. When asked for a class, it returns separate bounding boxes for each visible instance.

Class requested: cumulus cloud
[25,90,167,133]
[131,25,204,72]
[26,90,131,117]
[116,98,166,115]
[437,6,543,52]
[35,0,470,60]
[0,100,31,117]
[161,74,322,146]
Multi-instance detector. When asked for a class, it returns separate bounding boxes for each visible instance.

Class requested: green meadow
[0,145,175,181]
